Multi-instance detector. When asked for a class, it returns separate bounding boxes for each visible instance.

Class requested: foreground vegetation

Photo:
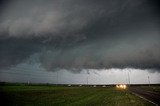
[140,86,160,93]
[0,85,154,106]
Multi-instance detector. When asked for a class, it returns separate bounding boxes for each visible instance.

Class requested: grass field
[0,85,154,106]
[140,86,160,93]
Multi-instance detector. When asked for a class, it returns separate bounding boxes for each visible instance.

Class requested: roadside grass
[139,86,160,93]
[0,85,154,106]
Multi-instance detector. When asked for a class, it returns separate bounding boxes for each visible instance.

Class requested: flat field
[140,86,160,93]
[0,85,154,106]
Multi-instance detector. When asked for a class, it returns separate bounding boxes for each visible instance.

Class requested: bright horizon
[0,63,159,84]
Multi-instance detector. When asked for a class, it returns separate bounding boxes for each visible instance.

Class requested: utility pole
[128,71,130,86]
[148,76,150,87]
[27,80,30,85]
[87,76,88,85]
[28,73,30,85]
[56,71,58,86]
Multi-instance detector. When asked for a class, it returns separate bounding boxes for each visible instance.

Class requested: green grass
[0,85,154,106]
[139,86,160,93]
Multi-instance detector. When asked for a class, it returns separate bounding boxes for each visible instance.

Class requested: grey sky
[0,0,160,84]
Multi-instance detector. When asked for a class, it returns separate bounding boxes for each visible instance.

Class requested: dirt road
[129,87,160,106]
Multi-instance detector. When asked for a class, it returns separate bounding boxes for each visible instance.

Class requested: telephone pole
[148,76,150,87]
[128,71,130,86]
[56,71,58,86]
[87,76,88,85]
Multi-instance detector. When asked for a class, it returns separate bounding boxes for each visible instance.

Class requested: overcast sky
[0,0,160,84]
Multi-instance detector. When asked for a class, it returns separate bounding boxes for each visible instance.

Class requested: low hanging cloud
[0,0,160,72]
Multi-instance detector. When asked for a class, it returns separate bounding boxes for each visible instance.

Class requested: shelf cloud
[0,0,160,73]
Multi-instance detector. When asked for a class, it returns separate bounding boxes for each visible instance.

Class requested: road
[129,87,160,106]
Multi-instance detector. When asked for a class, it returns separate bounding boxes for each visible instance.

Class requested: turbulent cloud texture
[0,0,160,72]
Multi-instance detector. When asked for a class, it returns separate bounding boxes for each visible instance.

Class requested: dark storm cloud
[0,0,160,72]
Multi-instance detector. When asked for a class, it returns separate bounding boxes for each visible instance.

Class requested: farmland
[140,86,160,93]
[0,84,154,106]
